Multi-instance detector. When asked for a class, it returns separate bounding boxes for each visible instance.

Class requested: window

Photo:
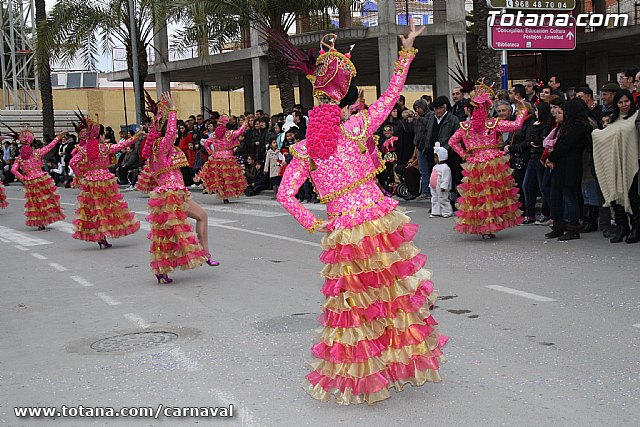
[82,72,98,88]
[51,74,60,87]
[67,73,81,88]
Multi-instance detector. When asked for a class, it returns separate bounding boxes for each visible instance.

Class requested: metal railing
[578,0,640,31]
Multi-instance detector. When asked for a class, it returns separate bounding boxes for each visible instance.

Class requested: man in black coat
[451,87,467,122]
[421,96,460,196]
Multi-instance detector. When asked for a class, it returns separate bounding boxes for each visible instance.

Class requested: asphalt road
[0,183,638,426]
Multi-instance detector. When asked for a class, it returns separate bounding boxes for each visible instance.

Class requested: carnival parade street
[0,184,637,426]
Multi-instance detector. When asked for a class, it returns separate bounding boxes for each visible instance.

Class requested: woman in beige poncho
[592,89,640,243]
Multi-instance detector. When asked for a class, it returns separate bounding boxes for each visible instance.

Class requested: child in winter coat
[264,139,282,198]
[430,142,453,218]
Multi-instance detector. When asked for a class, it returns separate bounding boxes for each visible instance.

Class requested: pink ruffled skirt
[146,187,208,274]
[455,155,524,235]
[304,209,447,405]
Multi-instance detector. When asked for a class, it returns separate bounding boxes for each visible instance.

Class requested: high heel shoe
[481,233,496,240]
[97,239,112,249]
[37,225,45,231]
[206,257,220,266]
[155,274,173,284]
[223,199,230,204]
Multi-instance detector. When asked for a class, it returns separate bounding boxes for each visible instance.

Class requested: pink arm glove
[109,133,140,154]
[10,159,24,181]
[496,109,526,133]
[448,128,466,159]
[159,111,178,160]
[39,136,60,156]
[366,49,416,135]
[276,156,319,231]
[232,125,247,141]
[69,149,84,177]
[202,136,214,155]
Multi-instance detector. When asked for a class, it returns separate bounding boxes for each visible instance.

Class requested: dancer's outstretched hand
[315,222,328,233]
[160,91,175,110]
[399,20,425,50]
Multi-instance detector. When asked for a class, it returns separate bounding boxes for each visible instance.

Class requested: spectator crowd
[2,69,640,245]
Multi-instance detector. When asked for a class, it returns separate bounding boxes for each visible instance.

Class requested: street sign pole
[501,9,508,90]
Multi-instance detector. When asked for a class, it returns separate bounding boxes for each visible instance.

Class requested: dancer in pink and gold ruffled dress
[275,23,447,405]
[196,116,247,204]
[69,114,142,249]
[447,77,526,239]
[10,128,65,230]
[141,92,219,284]
[0,183,7,209]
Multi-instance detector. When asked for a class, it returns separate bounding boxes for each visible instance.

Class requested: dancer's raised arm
[365,22,424,134]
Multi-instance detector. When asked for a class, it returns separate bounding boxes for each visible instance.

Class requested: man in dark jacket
[255,117,274,163]
[118,143,140,185]
[451,87,467,122]
[421,96,460,198]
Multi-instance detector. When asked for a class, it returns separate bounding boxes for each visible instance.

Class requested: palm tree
[34,0,54,139]
[172,0,349,112]
[471,0,501,88]
[39,0,157,118]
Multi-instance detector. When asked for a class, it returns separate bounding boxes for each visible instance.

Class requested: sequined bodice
[18,152,47,179]
[292,114,391,224]
[449,112,526,163]
[204,126,246,159]
[277,48,416,232]
[147,111,186,191]
[13,138,59,179]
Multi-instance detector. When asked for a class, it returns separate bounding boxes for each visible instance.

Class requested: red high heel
[155,274,173,284]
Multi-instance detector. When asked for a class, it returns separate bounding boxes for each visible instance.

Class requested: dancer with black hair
[196,116,247,204]
[141,92,219,284]
[69,116,142,249]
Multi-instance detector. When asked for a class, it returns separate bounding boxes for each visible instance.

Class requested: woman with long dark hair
[544,99,590,240]
[592,89,640,243]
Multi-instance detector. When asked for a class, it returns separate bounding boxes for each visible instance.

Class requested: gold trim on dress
[319,161,386,204]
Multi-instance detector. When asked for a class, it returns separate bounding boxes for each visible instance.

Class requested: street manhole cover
[90,332,178,353]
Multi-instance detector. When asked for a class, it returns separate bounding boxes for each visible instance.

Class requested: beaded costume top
[11,137,59,180]
[203,125,247,159]
[70,135,140,179]
[145,111,188,191]
[448,110,526,164]
[277,48,416,232]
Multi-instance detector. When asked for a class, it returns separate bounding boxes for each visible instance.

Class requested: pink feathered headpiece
[266,29,356,104]
[214,116,229,139]
[73,109,100,142]
[19,128,35,145]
